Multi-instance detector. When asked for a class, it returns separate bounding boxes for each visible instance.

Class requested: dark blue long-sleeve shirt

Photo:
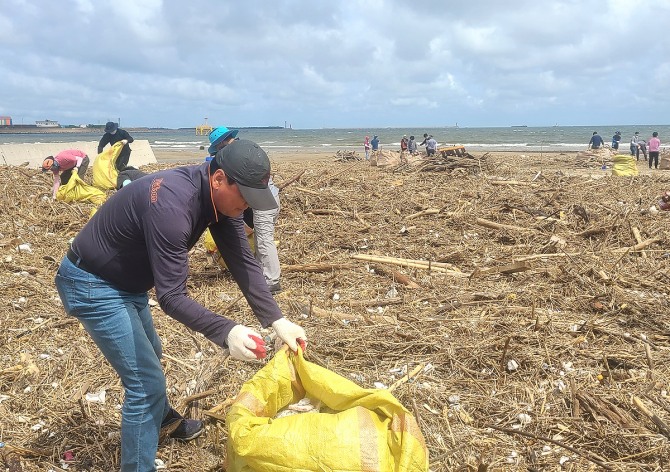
[98,128,134,154]
[69,162,282,347]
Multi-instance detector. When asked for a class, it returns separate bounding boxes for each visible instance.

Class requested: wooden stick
[475,217,533,233]
[293,186,321,196]
[352,254,466,276]
[499,337,511,372]
[632,396,670,439]
[487,179,537,186]
[283,263,353,273]
[405,208,440,220]
[162,353,198,371]
[371,264,421,288]
[613,237,661,253]
[631,227,647,258]
[335,297,404,307]
[178,388,216,410]
[388,363,425,392]
[306,209,350,216]
[276,169,305,190]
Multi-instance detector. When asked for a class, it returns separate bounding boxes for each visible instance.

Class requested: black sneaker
[160,408,204,442]
[268,283,282,294]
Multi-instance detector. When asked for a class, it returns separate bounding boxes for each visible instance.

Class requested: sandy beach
[152,147,346,164]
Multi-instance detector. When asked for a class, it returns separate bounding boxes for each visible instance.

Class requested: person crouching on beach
[98,121,134,171]
[54,139,307,471]
[207,126,239,161]
[611,131,621,150]
[42,149,90,199]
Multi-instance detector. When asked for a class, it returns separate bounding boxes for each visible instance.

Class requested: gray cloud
[0,0,668,128]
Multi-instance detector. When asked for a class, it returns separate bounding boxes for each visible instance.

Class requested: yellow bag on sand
[203,228,256,270]
[611,154,639,176]
[93,142,124,190]
[56,169,107,206]
[226,347,429,472]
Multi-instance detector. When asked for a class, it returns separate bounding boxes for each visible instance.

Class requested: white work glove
[121,139,129,145]
[272,318,307,352]
[226,325,264,361]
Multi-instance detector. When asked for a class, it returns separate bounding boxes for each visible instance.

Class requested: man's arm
[209,216,283,328]
[98,135,109,154]
[122,129,134,144]
[144,203,237,347]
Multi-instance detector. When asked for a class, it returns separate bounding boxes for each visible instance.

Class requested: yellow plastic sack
[611,154,639,176]
[92,141,124,190]
[203,228,256,270]
[226,347,429,472]
[55,169,107,206]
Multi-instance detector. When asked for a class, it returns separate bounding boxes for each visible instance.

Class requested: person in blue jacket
[55,139,306,471]
[588,131,604,149]
[611,131,621,150]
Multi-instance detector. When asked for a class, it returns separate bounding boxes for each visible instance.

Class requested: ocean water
[2,125,668,153]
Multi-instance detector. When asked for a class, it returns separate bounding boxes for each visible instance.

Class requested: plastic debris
[85,390,106,404]
[507,359,519,372]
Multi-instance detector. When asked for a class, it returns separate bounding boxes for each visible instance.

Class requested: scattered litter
[85,390,106,404]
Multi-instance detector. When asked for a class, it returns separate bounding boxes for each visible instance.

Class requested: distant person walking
[363,136,371,160]
[588,131,604,149]
[611,131,622,150]
[408,136,417,155]
[400,135,408,153]
[630,131,641,159]
[425,136,438,157]
[98,122,134,171]
[648,132,661,169]
[42,149,90,198]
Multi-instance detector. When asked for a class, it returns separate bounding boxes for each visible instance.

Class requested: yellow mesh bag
[92,142,124,190]
[226,347,429,471]
[55,169,107,206]
[611,154,639,176]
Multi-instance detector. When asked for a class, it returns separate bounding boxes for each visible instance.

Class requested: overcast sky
[1,0,668,129]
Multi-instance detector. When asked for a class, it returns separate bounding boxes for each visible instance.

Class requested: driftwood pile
[333,150,361,162]
[3,153,670,471]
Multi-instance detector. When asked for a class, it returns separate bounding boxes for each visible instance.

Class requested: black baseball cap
[214,139,277,211]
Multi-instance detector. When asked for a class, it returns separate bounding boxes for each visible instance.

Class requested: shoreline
[152,147,580,164]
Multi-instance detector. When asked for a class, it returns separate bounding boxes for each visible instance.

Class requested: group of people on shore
[363,133,437,160]
[41,121,136,197]
[43,124,300,470]
[588,130,663,169]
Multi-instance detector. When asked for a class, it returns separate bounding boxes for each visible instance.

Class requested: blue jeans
[55,256,169,472]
